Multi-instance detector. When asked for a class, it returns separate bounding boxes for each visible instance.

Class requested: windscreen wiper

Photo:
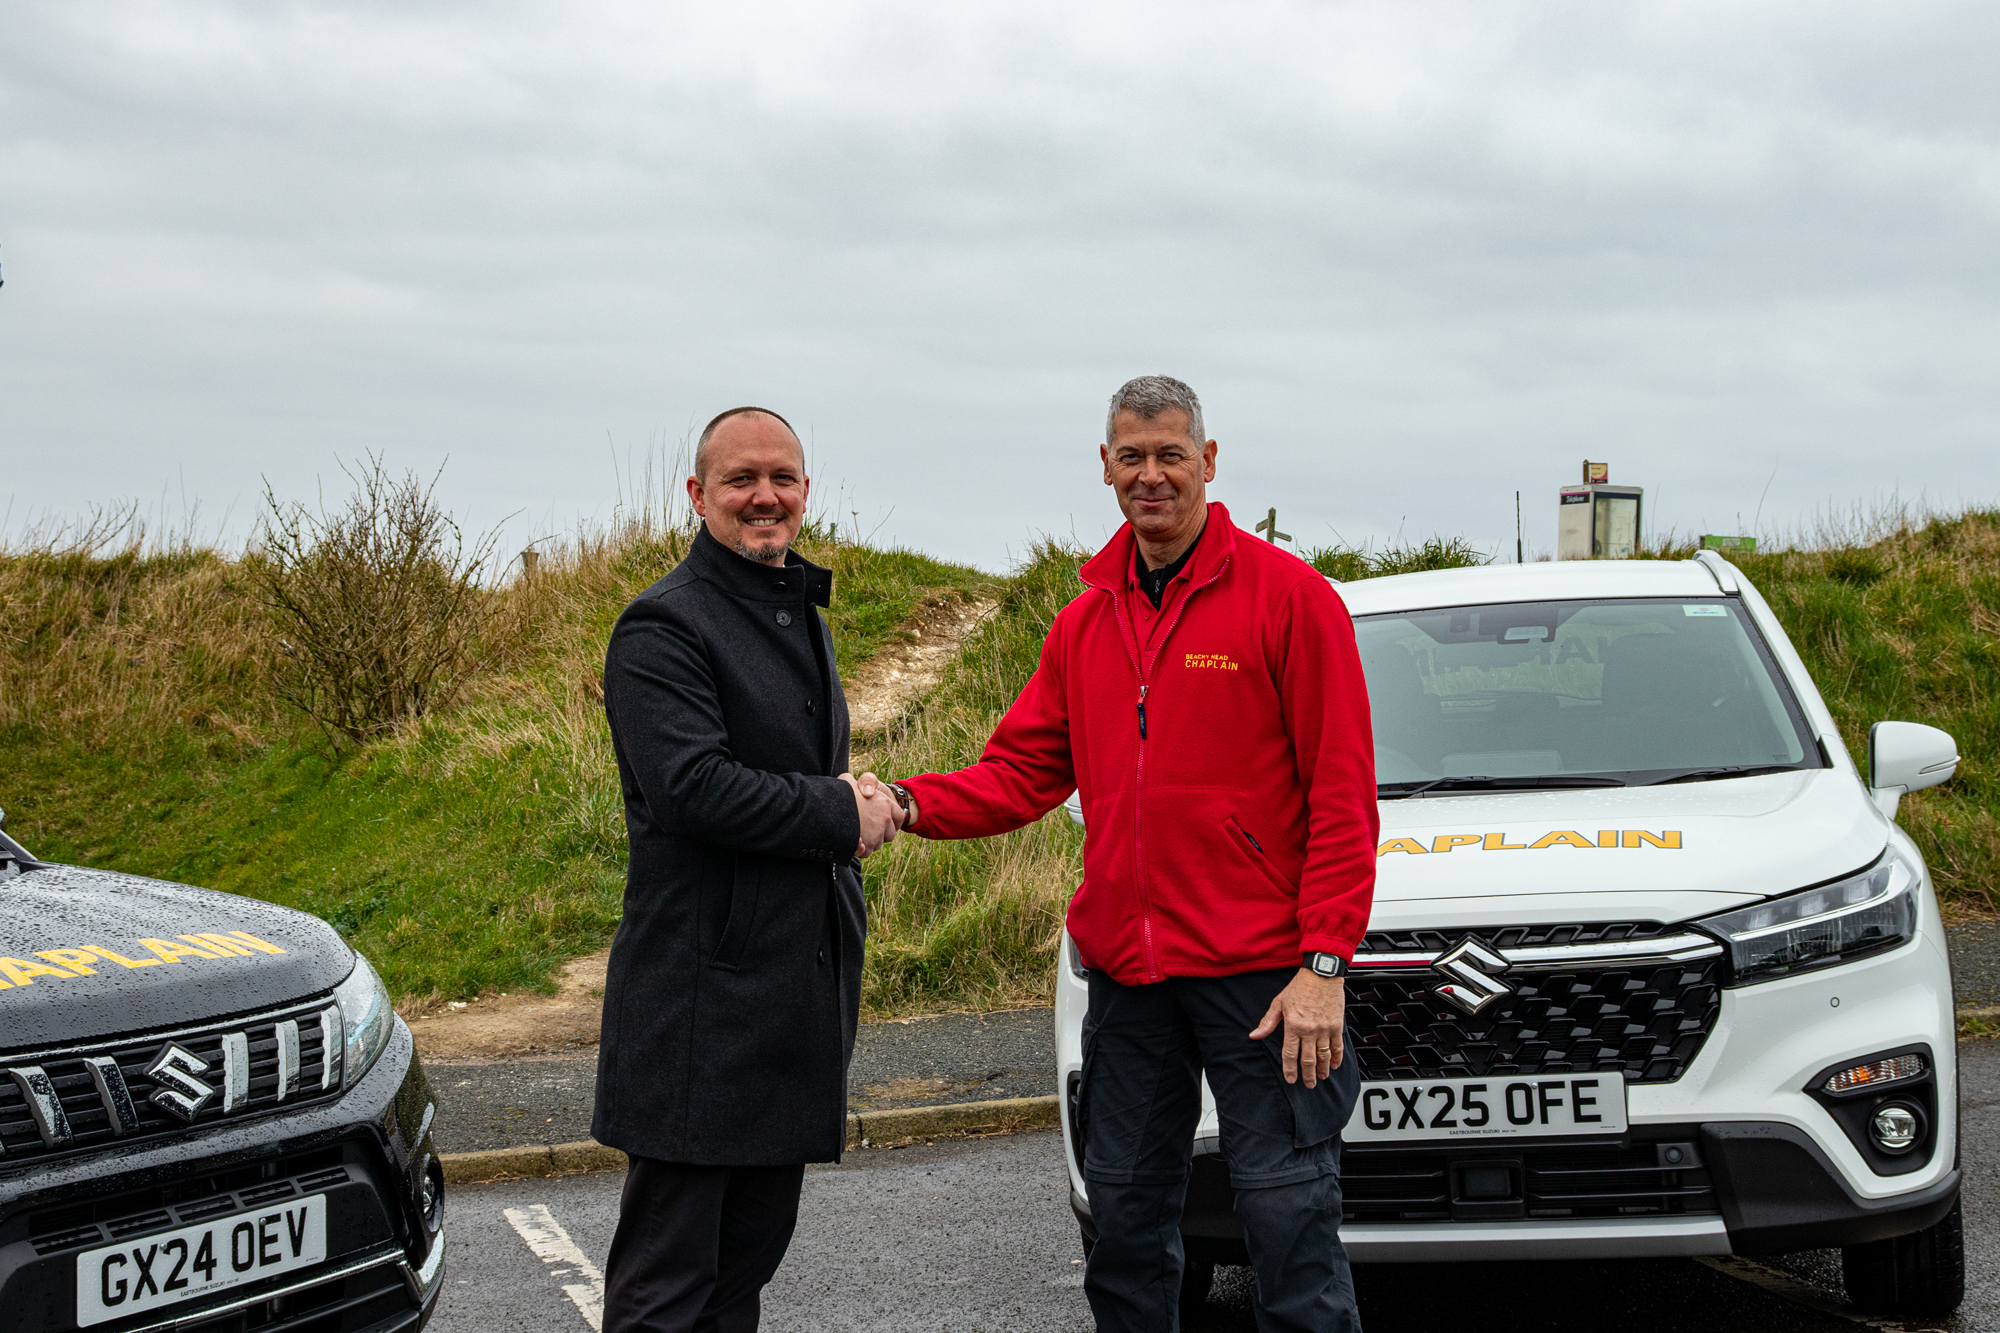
[1642,764,1804,786]
[1378,774,1627,799]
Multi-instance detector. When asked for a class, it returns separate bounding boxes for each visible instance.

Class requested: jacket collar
[685,523,833,606]
[1079,500,1237,594]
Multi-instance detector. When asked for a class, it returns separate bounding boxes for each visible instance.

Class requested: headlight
[1698,846,1919,985]
[333,951,395,1088]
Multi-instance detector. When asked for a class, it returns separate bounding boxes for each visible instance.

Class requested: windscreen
[1356,598,1816,786]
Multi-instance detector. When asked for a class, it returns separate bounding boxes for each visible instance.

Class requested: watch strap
[1303,951,1349,978]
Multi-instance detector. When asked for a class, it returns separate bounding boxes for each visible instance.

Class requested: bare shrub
[253,458,498,746]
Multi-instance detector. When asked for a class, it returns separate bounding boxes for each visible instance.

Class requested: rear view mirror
[1869,721,1958,818]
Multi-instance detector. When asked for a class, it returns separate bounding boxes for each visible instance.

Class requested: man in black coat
[594,406,902,1333]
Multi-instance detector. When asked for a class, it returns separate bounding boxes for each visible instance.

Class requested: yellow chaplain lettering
[0,956,80,987]
[0,928,291,996]
[1375,829,1686,856]
[37,948,101,973]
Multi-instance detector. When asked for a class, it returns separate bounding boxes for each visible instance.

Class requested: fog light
[1869,1104,1920,1153]
[419,1153,445,1233]
[1821,1053,1926,1095]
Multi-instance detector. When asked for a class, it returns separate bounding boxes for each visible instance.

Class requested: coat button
[776,610,792,626]
[817,949,826,965]
[775,580,788,590]
[806,698,816,714]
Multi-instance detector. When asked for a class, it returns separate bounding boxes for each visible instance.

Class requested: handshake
[837,771,913,858]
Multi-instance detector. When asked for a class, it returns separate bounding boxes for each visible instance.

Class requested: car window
[1355,598,1816,785]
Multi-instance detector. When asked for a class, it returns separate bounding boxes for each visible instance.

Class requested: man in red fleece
[869,376,1377,1333]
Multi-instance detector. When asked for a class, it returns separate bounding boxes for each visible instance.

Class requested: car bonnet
[0,864,355,1052]
[1369,768,1888,931]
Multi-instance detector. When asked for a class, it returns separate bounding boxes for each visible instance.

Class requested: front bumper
[1070,1122,1961,1264]
[0,1018,444,1331]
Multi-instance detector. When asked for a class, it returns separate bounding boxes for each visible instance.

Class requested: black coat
[592,526,865,1165]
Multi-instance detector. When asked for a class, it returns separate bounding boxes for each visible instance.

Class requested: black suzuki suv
[0,816,444,1332]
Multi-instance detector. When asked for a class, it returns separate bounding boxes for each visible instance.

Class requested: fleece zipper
[1107,555,1232,982]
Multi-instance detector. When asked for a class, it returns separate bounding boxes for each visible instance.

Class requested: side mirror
[1064,790,1085,827]
[1869,721,1958,818]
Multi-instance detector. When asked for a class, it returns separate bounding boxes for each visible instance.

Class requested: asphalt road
[426,1037,1999,1333]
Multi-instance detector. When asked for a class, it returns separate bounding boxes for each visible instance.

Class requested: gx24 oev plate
[76,1193,327,1327]
[1346,1072,1628,1143]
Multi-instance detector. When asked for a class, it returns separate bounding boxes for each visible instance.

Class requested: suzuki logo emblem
[146,1044,216,1122]
[1430,936,1513,1015]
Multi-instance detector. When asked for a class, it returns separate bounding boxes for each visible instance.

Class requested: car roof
[1334,558,1730,615]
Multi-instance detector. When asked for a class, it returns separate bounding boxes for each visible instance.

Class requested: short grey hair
[693,405,800,484]
[1105,375,1205,446]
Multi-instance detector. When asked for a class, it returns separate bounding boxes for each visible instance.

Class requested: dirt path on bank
[844,592,998,735]
[408,590,997,1061]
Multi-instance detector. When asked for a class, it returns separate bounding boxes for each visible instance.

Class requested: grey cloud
[3,1,1997,568]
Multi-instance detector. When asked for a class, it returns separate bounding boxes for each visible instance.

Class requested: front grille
[0,1000,342,1166]
[27,1146,349,1256]
[1361,921,1676,953]
[1340,1133,1718,1223]
[1349,923,1722,1084]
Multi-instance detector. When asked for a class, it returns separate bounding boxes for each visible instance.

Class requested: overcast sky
[4,1,1997,571]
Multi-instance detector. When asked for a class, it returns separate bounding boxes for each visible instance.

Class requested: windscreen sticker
[1683,605,1728,616]
[1379,829,1682,856]
[0,930,288,991]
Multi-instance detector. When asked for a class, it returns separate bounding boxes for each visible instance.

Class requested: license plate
[1346,1073,1627,1143]
[76,1193,327,1328]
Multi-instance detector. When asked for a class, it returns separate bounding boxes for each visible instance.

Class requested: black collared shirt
[1135,520,1207,609]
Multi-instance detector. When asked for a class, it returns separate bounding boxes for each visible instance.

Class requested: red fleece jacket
[902,503,1378,985]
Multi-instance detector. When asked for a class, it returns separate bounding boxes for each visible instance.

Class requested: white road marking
[504,1203,607,1331]
[1695,1255,1950,1333]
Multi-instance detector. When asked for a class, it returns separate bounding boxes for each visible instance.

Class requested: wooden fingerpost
[1255,508,1291,544]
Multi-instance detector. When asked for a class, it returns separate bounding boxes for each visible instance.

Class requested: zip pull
[1136,684,1148,739]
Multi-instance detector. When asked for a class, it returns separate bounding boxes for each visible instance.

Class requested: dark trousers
[602,1157,806,1333]
[1079,969,1361,1333]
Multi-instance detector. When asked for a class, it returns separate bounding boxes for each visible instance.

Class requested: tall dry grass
[0,509,274,750]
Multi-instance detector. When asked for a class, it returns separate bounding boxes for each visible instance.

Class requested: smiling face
[687,411,809,563]
[1101,407,1217,556]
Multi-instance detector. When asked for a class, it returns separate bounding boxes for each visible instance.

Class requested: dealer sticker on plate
[76,1193,327,1327]
[1345,1072,1628,1143]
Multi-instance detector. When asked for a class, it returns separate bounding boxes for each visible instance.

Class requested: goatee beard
[733,537,790,564]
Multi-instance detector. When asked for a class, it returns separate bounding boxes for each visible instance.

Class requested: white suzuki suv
[1055,550,1963,1320]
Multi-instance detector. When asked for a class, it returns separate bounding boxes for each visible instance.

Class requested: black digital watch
[1303,951,1349,978]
